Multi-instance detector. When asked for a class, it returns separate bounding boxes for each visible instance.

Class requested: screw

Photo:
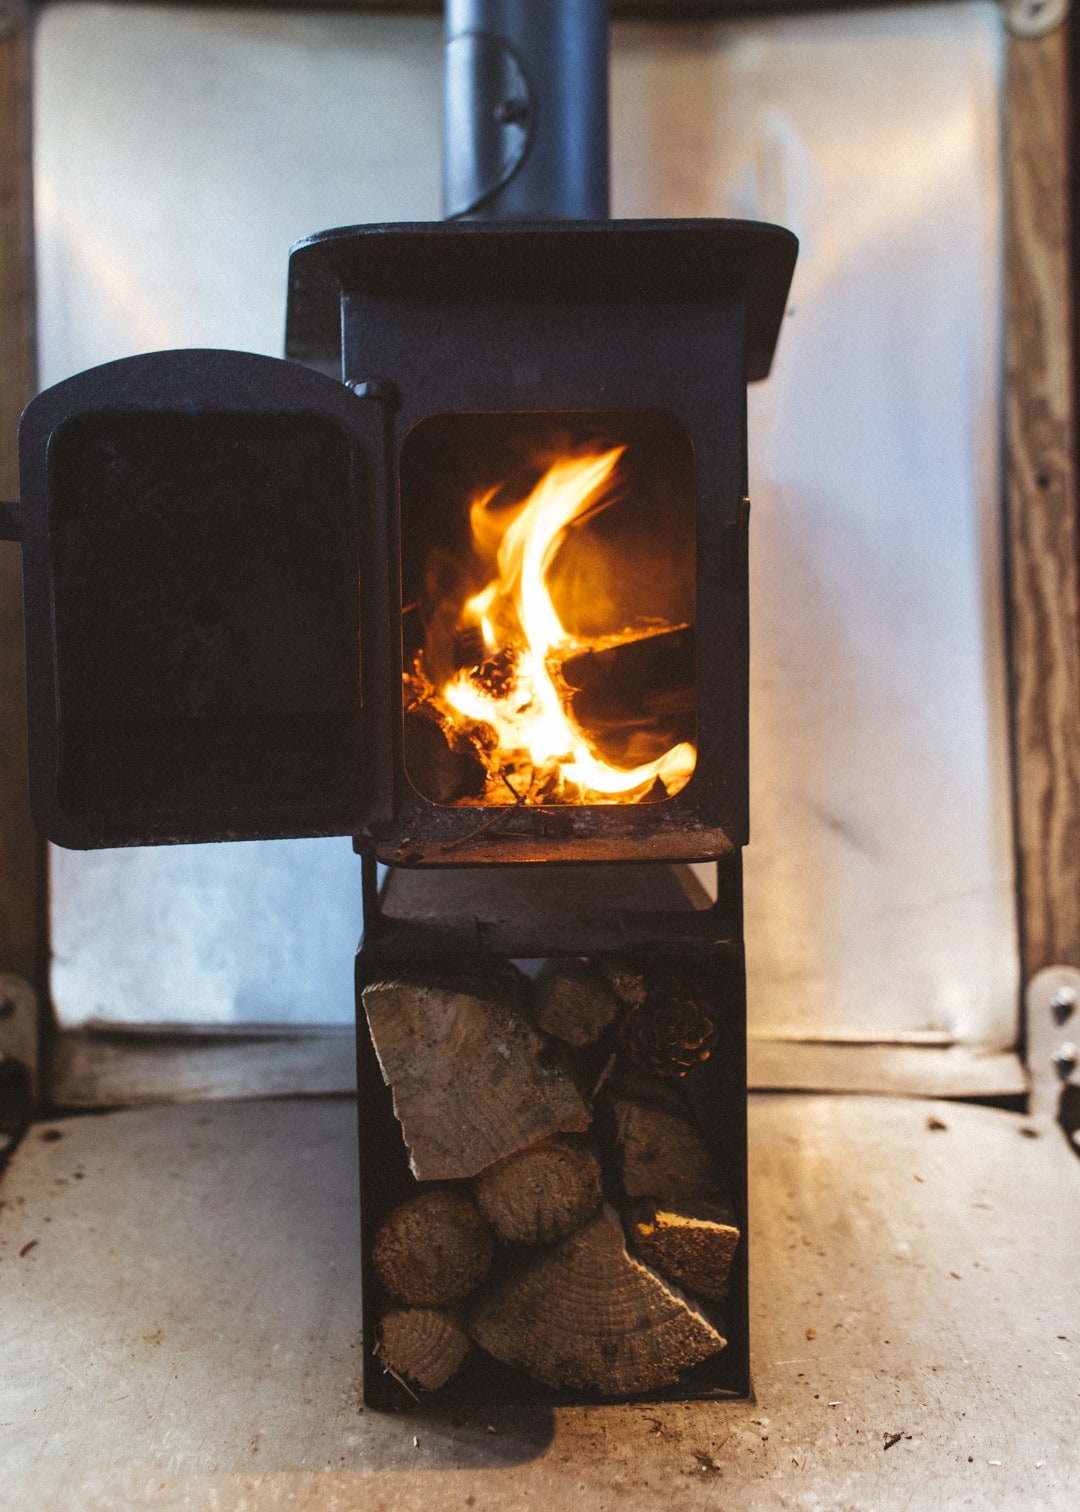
[1050,987,1077,1026]
[1051,1042,1077,1082]
[494,98,529,127]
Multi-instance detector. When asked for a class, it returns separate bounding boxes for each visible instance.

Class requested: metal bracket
[1025,965,1080,1150]
[1004,0,1069,40]
[0,973,38,1146]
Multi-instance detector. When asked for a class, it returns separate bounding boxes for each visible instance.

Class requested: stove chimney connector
[443,0,610,221]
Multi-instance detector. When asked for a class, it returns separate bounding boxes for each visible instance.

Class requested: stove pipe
[442,0,610,221]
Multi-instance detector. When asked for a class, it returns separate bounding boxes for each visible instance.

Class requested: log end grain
[372,1188,494,1306]
[376,1307,472,1392]
[363,975,592,1180]
[469,1205,726,1395]
[613,1098,719,1203]
[473,1136,603,1246]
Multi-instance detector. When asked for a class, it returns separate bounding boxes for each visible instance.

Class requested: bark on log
[372,1188,495,1306]
[375,1307,472,1392]
[613,1098,719,1203]
[624,1196,740,1301]
[534,959,620,1046]
[469,1204,726,1395]
[473,1136,603,1246]
[363,974,592,1180]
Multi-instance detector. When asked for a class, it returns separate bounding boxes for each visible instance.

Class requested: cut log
[372,1188,495,1306]
[473,1136,603,1246]
[534,959,621,1046]
[624,1196,741,1300]
[613,1099,719,1203]
[403,707,487,804]
[469,1204,726,1395]
[598,959,647,1008]
[559,626,696,766]
[375,1307,472,1392]
[363,975,592,1180]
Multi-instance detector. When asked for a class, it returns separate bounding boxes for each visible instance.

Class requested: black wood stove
[4,1,796,1408]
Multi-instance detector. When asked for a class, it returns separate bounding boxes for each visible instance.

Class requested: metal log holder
[5,1,796,1408]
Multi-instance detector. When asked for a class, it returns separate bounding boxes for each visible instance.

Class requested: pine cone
[619,977,717,1079]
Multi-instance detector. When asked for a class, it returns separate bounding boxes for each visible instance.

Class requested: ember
[403,436,697,807]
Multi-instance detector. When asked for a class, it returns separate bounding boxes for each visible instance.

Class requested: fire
[406,444,697,805]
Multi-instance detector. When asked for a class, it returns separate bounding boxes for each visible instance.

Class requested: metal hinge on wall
[1025,965,1080,1152]
[1004,0,1069,39]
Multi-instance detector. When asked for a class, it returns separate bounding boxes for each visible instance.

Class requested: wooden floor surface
[2,1092,1078,1510]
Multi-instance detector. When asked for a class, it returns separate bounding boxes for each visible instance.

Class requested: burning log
[558,625,696,766]
[362,973,592,1180]
[469,1205,726,1395]
[473,1135,603,1246]
[403,707,487,804]
[372,1189,495,1306]
[624,1196,740,1301]
[534,958,621,1046]
[376,1307,473,1393]
[613,1098,720,1203]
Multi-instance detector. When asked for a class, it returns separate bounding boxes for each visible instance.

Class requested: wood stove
[3,2,797,1411]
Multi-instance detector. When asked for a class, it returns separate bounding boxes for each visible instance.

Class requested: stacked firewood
[361,957,740,1398]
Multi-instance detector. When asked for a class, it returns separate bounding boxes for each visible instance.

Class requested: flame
[410,444,696,805]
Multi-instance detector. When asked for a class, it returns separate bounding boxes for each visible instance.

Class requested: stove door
[18,350,379,847]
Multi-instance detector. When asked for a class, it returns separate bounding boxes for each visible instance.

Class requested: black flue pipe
[443,0,610,220]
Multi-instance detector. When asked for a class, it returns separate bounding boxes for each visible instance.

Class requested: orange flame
[415,445,696,804]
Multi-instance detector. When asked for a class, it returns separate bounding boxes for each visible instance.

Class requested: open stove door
[17,349,382,848]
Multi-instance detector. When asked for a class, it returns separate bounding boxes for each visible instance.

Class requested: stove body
[9,0,796,1411]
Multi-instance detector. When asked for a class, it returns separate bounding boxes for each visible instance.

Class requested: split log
[624,1196,740,1301]
[473,1136,603,1246]
[372,1188,495,1306]
[598,959,648,1008]
[534,959,621,1046]
[375,1307,472,1392]
[469,1204,726,1395]
[613,1098,719,1203]
[363,974,592,1180]
[403,707,487,804]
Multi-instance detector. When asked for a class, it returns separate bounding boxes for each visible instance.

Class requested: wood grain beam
[0,4,39,989]
[1004,23,1080,990]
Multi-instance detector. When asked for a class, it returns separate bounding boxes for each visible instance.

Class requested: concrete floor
[2,1092,1078,1510]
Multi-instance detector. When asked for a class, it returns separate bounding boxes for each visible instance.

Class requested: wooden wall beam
[0,3,39,991]
[1004,21,1080,993]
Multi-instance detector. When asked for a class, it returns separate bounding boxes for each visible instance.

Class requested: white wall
[35,3,1015,1045]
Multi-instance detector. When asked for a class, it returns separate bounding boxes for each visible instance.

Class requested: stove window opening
[400,411,697,809]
